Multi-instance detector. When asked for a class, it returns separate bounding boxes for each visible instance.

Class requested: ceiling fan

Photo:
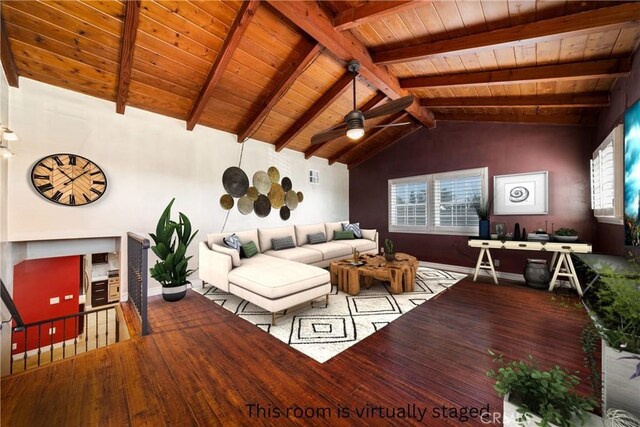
[310,60,414,145]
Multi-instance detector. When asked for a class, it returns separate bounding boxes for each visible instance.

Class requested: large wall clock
[30,153,107,206]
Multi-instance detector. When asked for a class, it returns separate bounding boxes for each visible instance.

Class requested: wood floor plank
[1,279,597,426]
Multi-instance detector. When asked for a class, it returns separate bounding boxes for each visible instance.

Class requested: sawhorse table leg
[473,247,499,285]
[548,252,583,296]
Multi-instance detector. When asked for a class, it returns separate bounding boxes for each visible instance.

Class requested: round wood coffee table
[329,253,419,296]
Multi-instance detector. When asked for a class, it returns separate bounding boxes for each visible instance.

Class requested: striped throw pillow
[308,232,327,245]
[334,230,355,240]
[241,241,258,258]
[272,236,295,251]
[342,222,362,238]
[223,233,241,252]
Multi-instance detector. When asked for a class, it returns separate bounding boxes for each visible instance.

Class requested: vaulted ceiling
[2,1,639,168]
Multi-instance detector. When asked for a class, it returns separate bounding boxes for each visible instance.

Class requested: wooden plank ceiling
[2,1,639,168]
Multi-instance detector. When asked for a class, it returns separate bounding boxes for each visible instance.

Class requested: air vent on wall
[309,170,319,185]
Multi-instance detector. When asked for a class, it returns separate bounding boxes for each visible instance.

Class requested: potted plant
[150,198,198,302]
[384,238,395,262]
[472,195,491,239]
[486,351,596,427]
[581,267,640,417]
[554,228,579,242]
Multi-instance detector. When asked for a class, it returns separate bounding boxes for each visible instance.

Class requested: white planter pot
[502,394,602,427]
[602,340,640,418]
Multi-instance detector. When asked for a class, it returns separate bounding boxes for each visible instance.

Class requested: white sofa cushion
[209,242,241,267]
[333,238,377,252]
[301,242,352,260]
[228,257,329,299]
[264,247,323,264]
[258,226,296,252]
[361,229,376,241]
[207,229,261,252]
[325,221,347,241]
[294,223,326,246]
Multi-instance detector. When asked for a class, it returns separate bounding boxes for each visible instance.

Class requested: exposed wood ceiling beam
[348,123,422,169]
[329,112,408,165]
[333,1,424,31]
[304,91,387,159]
[115,0,140,115]
[237,42,322,143]
[1,19,19,88]
[266,0,435,129]
[435,113,596,126]
[186,0,260,131]
[401,58,631,89]
[274,72,353,152]
[373,3,640,65]
[420,93,610,108]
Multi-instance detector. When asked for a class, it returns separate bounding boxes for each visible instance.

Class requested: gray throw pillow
[342,222,362,238]
[223,233,241,252]
[272,236,295,251]
[308,232,327,245]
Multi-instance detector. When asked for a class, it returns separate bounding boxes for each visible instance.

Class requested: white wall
[6,79,349,292]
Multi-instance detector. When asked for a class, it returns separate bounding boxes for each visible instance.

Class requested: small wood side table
[329,253,419,296]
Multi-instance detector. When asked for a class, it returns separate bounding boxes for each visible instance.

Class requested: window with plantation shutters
[389,179,427,232]
[388,167,488,235]
[591,125,623,223]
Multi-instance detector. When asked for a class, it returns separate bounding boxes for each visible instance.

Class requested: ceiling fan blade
[311,128,347,145]
[363,96,415,120]
[366,122,412,129]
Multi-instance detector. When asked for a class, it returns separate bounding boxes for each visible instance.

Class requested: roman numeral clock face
[31,154,107,206]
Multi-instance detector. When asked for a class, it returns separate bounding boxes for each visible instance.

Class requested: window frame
[388,167,488,236]
[591,124,623,225]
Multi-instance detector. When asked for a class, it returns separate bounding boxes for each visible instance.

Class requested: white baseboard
[420,261,525,283]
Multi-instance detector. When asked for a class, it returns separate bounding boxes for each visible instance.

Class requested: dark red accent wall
[595,49,640,257]
[12,256,81,355]
[350,121,595,274]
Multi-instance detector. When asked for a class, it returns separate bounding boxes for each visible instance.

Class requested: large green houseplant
[486,351,595,427]
[150,198,198,302]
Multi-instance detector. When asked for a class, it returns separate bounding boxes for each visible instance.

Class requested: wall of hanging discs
[220,166,304,220]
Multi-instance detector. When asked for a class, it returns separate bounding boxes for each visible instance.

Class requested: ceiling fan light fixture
[346,128,365,140]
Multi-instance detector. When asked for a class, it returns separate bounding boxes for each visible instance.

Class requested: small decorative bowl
[554,235,578,242]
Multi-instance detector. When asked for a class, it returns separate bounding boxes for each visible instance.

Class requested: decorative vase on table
[479,219,491,239]
[150,198,199,302]
[384,238,395,262]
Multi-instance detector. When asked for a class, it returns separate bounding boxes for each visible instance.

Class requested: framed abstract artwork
[493,171,548,215]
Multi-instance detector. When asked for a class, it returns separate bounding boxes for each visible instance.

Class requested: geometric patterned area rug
[193,267,466,363]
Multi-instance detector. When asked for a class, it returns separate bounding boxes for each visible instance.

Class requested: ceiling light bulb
[346,128,365,140]
[2,130,18,141]
[0,146,14,158]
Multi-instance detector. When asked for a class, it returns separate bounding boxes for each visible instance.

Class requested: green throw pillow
[241,241,258,258]
[334,230,354,240]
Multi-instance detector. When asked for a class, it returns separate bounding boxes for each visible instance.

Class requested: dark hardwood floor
[1,278,594,426]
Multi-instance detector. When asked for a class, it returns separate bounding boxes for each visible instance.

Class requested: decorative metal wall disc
[220,194,234,210]
[280,206,290,220]
[267,166,280,183]
[297,191,304,203]
[268,183,285,208]
[247,186,259,201]
[254,194,271,218]
[238,196,253,215]
[285,190,299,210]
[222,167,249,198]
[281,177,292,192]
[253,171,271,194]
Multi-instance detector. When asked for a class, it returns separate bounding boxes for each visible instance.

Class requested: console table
[467,239,592,296]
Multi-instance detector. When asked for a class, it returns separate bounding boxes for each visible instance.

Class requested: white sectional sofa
[199,221,378,323]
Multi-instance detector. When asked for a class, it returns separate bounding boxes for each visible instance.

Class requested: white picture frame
[493,171,548,215]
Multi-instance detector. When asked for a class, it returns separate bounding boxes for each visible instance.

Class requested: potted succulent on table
[384,238,395,262]
[150,198,198,302]
[486,351,596,427]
